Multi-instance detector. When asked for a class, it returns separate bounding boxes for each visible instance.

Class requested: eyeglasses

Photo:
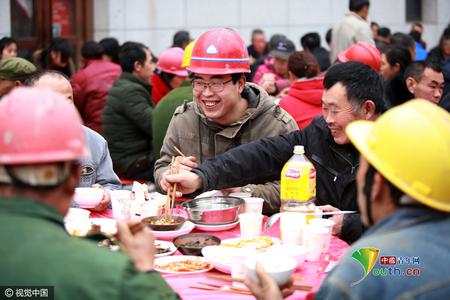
[191,79,233,93]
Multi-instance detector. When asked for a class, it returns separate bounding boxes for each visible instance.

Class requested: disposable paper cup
[308,218,335,253]
[110,190,132,221]
[229,249,252,289]
[239,213,263,238]
[303,224,328,261]
[229,192,252,198]
[280,212,306,245]
[243,197,264,214]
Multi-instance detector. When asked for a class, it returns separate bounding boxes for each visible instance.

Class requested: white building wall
[1,0,449,57]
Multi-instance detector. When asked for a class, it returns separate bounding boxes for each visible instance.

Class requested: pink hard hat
[156,47,189,77]
[338,42,381,71]
[0,87,89,165]
[188,28,250,74]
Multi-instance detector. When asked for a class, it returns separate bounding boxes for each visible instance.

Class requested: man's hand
[90,184,110,212]
[160,171,203,197]
[116,221,155,272]
[175,155,198,171]
[319,205,344,236]
[244,263,293,300]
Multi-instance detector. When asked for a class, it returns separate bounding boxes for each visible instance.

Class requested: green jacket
[154,83,298,214]
[0,197,178,300]
[103,72,154,175]
[152,81,193,160]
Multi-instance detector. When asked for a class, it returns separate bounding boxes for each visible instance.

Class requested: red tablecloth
[90,209,349,299]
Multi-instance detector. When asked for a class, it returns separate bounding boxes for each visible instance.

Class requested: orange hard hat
[338,42,381,71]
[188,28,250,74]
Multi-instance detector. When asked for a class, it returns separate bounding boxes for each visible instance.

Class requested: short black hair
[118,42,148,73]
[378,27,391,38]
[349,0,370,12]
[81,41,103,60]
[404,61,443,82]
[172,30,191,48]
[325,29,332,45]
[251,29,265,38]
[323,62,384,113]
[383,46,412,73]
[300,32,321,50]
[391,32,415,52]
[49,37,72,63]
[99,37,120,63]
[0,37,16,53]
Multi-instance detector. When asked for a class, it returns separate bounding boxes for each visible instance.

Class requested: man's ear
[134,61,142,72]
[361,100,376,120]
[370,171,385,204]
[14,80,22,87]
[406,77,417,94]
[238,75,246,93]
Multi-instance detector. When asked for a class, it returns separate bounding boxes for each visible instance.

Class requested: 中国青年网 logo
[351,247,421,286]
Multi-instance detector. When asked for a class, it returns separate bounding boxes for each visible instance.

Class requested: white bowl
[245,254,297,286]
[64,207,91,223]
[267,244,307,267]
[73,187,104,208]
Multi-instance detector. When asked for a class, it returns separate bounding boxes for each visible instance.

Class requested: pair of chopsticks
[190,282,252,295]
[164,156,180,221]
[207,274,313,292]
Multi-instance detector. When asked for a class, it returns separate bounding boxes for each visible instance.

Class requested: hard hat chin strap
[363,164,377,226]
[5,162,73,188]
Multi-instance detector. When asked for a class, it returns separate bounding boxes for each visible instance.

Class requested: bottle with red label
[280,145,316,211]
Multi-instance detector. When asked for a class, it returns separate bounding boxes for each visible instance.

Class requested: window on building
[406,0,422,22]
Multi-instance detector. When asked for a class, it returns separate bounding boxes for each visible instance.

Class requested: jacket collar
[120,72,152,93]
[0,196,65,227]
[364,206,449,237]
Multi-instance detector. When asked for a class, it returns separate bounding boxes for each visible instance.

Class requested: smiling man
[161,62,384,243]
[153,28,298,215]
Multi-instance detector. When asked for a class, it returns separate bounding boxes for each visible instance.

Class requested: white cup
[239,213,263,238]
[302,224,328,261]
[308,218,335,253]
[243,197,264,214]
[229,248,252,289]
[110,190,132,221]
[229,192,252,198]
[280,212,306,245]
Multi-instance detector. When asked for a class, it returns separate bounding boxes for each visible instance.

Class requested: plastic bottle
[280,145,316,211]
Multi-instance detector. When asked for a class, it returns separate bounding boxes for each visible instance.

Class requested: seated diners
[317,100,450,299]
[0,87,179,299]
[161,62,385,243]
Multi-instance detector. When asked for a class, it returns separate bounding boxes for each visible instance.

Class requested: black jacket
[193,116,364,243]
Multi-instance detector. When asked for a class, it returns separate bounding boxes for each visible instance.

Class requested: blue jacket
[316,206,450,299]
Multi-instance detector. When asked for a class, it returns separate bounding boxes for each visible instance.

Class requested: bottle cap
[294,145,304,154]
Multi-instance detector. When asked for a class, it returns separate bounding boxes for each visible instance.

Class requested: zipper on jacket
[311,154,339,182]
[330,146,359,174]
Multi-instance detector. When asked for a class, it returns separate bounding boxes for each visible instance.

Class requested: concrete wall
[1,0,449,56]
[92,0,450,56]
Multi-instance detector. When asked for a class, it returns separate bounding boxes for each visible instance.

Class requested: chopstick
[189,285,252,295]
[173,146,186,157]
[165,156,176,219]
[206,274,312,292]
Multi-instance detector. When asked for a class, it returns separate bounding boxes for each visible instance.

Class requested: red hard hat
[338,42,381,71]
[0,87,89,165]
[188,28,250,74]
[156,47,188,76]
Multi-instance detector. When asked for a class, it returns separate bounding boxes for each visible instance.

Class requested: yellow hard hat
[182,40,196,68]
[346,99,450,212]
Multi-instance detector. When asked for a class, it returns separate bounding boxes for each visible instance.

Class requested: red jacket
[151,73,171,106]
[71,60,121,133]
[279,77,324,129]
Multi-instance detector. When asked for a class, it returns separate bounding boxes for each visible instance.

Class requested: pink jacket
[252,58,290,92]
[279,77,324,129]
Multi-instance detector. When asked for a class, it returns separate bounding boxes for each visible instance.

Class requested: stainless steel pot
[181,196,244,225]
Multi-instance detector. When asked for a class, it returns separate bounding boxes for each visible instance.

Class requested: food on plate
[156,244,171,255]
[155,259,212,272]
[173,233,221,256]
[221,236,275,250]
[142,215,187,231]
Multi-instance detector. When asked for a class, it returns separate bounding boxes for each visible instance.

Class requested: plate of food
[220,236,281,251]
[155,240,177,257]
[154,255,213,274]
[195,220,239,232]
[151,221,195,240]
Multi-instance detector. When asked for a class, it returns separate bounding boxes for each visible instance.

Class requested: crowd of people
[1,0,449,298]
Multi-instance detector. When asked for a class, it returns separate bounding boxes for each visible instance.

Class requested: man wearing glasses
[153,28,297,215]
